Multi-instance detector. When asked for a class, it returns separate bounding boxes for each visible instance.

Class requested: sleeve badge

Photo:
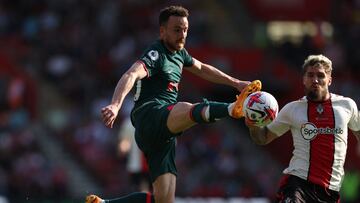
[148,50,159,61]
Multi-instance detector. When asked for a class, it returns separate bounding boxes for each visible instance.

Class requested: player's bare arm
[101,61,147,128]
[247,125,278,145]
[186,58,250,92]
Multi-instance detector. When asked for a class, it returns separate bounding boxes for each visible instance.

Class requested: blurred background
[0,0,359,202]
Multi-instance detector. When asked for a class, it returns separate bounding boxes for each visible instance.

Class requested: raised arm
[101,61,147,128]
[186,58,250,92]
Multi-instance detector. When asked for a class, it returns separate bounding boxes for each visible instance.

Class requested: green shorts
[131,101,181,182]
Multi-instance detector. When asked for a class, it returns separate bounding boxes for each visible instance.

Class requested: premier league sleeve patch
[140,50,161,76]
[148,50,159,61]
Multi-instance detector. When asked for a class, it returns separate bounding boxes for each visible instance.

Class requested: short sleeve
[182,48,194,67]
[267,102,292,137]
[139,49,163,77]
[348,99,360,131]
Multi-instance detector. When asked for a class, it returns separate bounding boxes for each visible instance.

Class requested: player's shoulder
[278,97,307,115]
[331,93,351,101]
[330,93,355,103]
[286,97,307,107]
[147,40,163,50]
[331,93,357,108]
[140,40,166,65]
[143,40,165,56]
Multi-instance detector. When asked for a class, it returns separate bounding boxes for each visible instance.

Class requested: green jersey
[134,40,194,108]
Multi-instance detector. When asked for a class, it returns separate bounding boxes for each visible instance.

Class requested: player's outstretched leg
[231,80,262,118]
[85,192,155,203]
[86,194,103,203]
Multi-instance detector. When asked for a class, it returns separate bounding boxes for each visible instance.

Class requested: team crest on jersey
[148,50,159,61]
[316,104,324,115]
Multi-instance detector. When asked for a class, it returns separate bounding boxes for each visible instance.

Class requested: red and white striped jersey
[268,93,360,191]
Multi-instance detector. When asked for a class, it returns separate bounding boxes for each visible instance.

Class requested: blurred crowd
[0,0,359,202]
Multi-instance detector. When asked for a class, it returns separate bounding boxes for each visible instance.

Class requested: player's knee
[153,191,174,203]
[174,102,193,110]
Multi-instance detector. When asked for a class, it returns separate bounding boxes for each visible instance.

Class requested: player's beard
[306,90,319,101]
[163,40,183,52]
[170,38,185,51]
[305,88,327,101]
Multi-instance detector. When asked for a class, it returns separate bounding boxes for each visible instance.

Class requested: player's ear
[328,75,332,86]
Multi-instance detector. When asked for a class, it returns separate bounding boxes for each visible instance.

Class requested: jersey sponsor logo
[148,50,159,61]
[300,122,343,140]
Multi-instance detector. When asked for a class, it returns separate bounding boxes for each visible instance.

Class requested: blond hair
[302,54,332,75]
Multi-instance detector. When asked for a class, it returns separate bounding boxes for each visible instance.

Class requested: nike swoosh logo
[248,107,266,117]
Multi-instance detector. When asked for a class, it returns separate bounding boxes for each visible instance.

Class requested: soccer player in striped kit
[246,54,360,203]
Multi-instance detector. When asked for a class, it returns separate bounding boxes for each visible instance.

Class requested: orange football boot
[85,194,103,203]
[231,80,262,118]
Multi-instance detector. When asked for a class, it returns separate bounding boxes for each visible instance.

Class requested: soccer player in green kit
[86,5,261,203]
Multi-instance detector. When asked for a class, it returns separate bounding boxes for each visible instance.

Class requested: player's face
[303,65,332,101]
[160,16,188,52]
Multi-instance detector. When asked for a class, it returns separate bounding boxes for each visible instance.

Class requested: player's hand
[101,104,120,128]
[244,117,263,130]
[236,80,251,92]
[244,117,251,127]
[244,117,256,128]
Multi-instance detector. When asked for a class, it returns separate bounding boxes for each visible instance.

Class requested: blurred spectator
[118,117,151,193]
[116,98,151,193]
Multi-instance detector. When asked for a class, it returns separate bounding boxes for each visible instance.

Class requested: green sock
[190,99,210,123]
[105,192,154,203]
[207,101,230,122]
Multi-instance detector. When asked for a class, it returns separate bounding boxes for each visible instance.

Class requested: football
[243,91,278,127]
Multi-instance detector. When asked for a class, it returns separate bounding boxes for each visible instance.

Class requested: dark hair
[159,5,189,26]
